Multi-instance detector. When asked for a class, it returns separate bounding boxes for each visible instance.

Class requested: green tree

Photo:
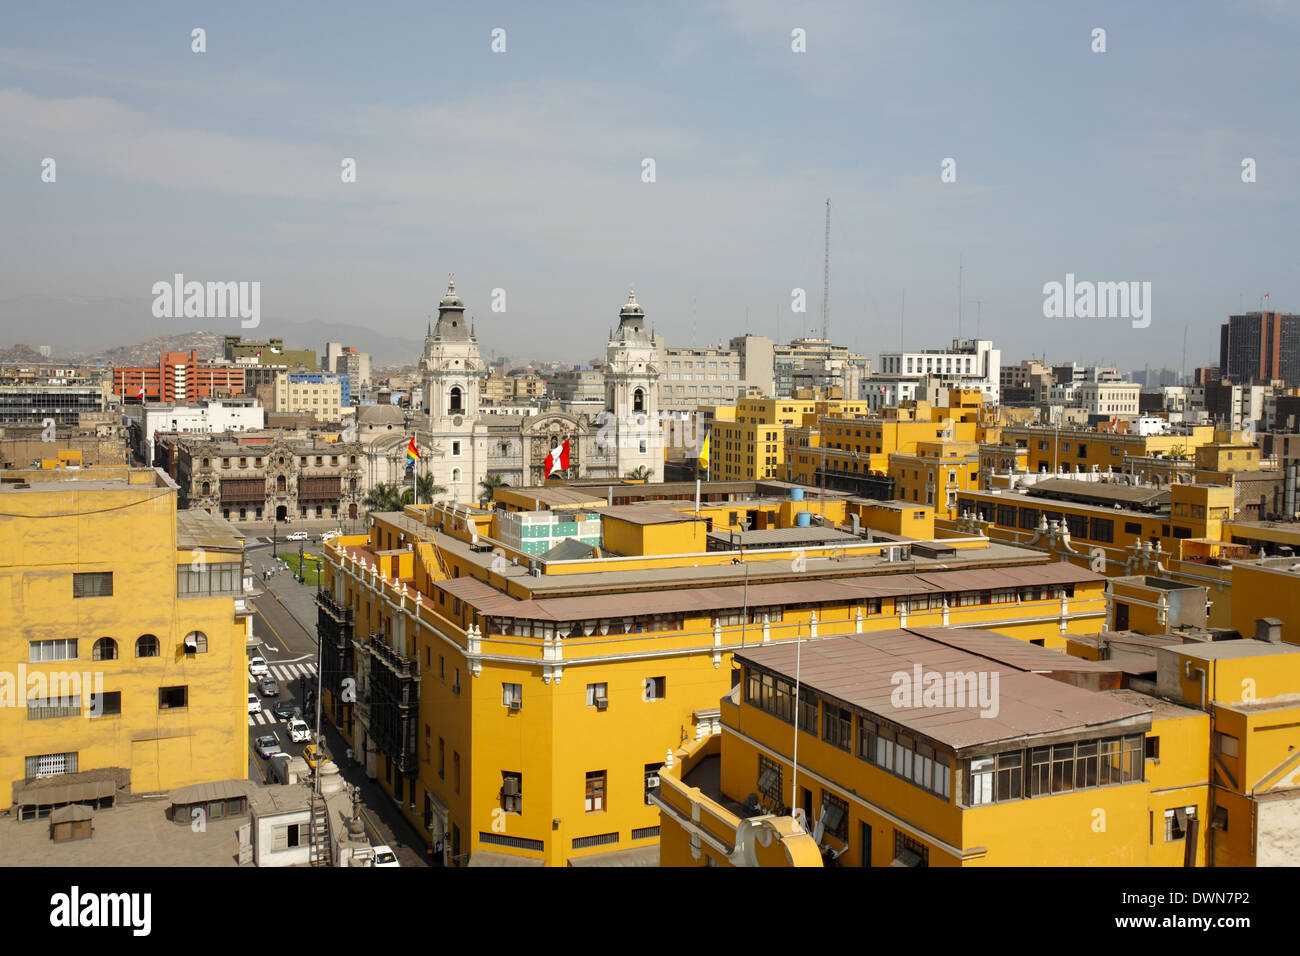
[624,465,651,480]
[363,482,405,513]
[479,473,507,505]
[416,472,447,502]
[1167,445,1189,461]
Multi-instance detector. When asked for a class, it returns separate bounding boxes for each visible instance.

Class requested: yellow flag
[698,430,710,469]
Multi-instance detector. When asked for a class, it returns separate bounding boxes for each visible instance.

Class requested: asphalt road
[245,545,434,867]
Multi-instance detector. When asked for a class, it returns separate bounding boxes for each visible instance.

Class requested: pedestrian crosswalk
[248,662,317,685]
[249,710,279,726]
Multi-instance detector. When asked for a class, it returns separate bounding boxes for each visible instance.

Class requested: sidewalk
[254,567,326,638]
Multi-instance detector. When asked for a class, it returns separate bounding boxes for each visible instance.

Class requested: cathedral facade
[413,278,662,503]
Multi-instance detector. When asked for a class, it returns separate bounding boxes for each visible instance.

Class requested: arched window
[135,634,160,658]
[349,478,357,491]
[277,475,287,493]
[451,467,462,484]
[202,458,210,468]
[449,386,463,413]
[201,481,210,495]
[633,388,645,413]
[183,631,208,655]
[92,637,118,661]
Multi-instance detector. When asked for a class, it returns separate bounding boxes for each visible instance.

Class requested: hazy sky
[2,0,1297,370]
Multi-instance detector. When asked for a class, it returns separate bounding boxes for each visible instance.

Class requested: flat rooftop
[1174,639,1300,663]
[735,628,1150,752]
[177,508,245,553]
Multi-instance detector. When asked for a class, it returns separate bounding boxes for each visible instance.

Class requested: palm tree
[479,473,508,505]
[416,472,447,503]
[625,465,651,481]
[1167,445,1189,461]
[363,482,405,513]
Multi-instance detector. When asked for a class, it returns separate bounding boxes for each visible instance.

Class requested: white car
[320,529,340,542]
[248,655,269,677]
[287,531,309,541]
[371,845,400,867]
[287,718,312,743]
[247,693,261,714]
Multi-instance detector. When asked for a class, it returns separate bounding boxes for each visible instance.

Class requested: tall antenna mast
[957,257,963,339]
[822,197,831,341]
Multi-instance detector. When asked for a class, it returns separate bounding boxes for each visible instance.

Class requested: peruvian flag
[543,437,570,478]
[137,384,146,402]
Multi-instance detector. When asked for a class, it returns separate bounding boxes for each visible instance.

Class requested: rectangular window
[797,687,819,735]
[90,691,121,716]
[585,770,606,812]
[643,676,666,701]
[158,686,188,710]
[586,682,609,707]
[25,752,78,778]
[1214,733,1238,757]
[970,756,994,805]
[438,738,445,779]
[757,755,783,808]
[501,771,522,813]
[1165,806,1196,842]
[72,572,112,598]
[454,752,461,793]
[502,683,522,708]
[644,763,662,805]
[822,703,852,751]
[820,790,849,842]
[29,639,77,663]
[26,696,81,720]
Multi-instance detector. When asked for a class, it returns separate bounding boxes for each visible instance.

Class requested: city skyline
[3,1,1298,368]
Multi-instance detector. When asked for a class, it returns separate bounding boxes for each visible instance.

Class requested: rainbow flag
[406,436,420,464]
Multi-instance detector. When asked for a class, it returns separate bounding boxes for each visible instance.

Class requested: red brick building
[112,351,246,403]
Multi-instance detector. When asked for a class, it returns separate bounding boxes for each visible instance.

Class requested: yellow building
[318,483,1108,866]
[0,467,250,816]
[658,626,1225,866]
[889,440,981,518]
[1002,424,1215,475]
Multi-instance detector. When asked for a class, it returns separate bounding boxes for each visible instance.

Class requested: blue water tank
[791,488,805,501]
[796,511,811,527]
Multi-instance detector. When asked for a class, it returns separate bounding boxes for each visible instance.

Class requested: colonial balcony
[356,631,421,774]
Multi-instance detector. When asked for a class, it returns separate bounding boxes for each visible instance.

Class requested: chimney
[849,513,861,536]
[1255,617,1284,644]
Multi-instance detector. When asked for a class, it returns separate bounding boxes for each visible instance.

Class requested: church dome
[618,288,644,318]
[439,276,465,311]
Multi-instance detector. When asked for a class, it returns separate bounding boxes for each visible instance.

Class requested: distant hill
[0,294,423,366]
[0,343,48,363]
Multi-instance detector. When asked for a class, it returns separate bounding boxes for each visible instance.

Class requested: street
[244,537,434,867]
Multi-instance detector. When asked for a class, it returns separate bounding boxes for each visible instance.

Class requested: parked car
[248,655,269,677]
[254,735,282,759]
[287,718,312,743]
[371,845,400,867]
[247,693,261,714]
[320,529,341,542]
[258,674,280,697]
[287,530,309,541]
[272,699,301,721]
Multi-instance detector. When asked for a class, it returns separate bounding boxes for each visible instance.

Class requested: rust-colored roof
[735,628,1150,752]
[437,561,1100,623]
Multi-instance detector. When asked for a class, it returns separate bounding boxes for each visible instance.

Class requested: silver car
[258,674,280,697]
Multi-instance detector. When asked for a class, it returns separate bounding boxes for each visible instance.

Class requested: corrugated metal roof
[168,779,255,804]
[444,562,1100,623]
[735,628,1150,751]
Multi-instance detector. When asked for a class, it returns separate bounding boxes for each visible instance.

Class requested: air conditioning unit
[645,775,660,789]
[508,698,521,711]
[595,697,609,711]
[502,778,521,796]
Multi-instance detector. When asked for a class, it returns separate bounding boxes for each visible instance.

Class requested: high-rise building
[1219,312,1300,385]
[112,351,246,404]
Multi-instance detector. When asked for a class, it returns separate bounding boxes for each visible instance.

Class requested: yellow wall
[0,471,247,808]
